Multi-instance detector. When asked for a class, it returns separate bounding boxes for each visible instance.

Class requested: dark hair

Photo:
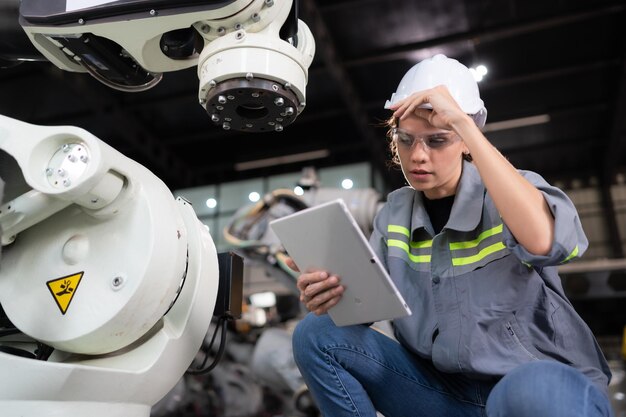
[385,115,473,166]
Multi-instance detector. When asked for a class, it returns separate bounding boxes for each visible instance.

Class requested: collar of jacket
[409,160,485,234]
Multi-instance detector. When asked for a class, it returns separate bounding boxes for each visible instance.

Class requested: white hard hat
[384,54,487,128]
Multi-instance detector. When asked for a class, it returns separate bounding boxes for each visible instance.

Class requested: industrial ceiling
[0,0,625,195]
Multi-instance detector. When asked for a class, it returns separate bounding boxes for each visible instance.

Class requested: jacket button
[432,276,440,284]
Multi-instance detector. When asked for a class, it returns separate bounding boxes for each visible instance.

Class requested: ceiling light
[469,68,483,82]
[249,191,260,202]
[469,64,488,82]
[205,198,217,208]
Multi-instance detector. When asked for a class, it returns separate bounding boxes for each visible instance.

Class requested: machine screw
[149,9,157,16]
[275,124,283,132]
[211,114,220,122]
[199,98,206,105]
[224,117,232,121]
[274,97,284,106]
[222,122,231,130]
[268,121,275,126]
[91,198,99,204]
[218,95,227,104]
[209,79,217,88]
[235,23,243,30]
[235,31,244,40]
[245,123,253,128]
[227,95,235,100]
[276,117,283,122]
[200,24,210,33]
[57,168,66,177]
[217,27,226,36]
[63,179,72,187]
[80,155,89,163]
[246,72,254,81]
[251,92,260,98]
[265,0,274,7]
[252,13,261,22]
[45,168,54,176]
[78,18,85,25]
[62,144,71,153]
[216,105,224,110]
[68,154,77,162]
[284,82,291,89]
[112,276,125,290]
[284,106,294,116]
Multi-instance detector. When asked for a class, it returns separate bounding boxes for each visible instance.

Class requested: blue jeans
[292,313,614,417]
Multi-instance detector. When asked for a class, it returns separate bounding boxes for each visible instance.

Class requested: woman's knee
[486,361,608,417]
[292,313,333,363]
[292,313,367,366]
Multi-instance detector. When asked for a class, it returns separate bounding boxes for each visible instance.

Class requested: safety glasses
[392,128,459,150]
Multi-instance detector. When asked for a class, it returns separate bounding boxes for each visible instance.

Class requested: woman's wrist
[450,113,479,136]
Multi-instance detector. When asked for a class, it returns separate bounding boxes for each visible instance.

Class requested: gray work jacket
[369,161,611,394]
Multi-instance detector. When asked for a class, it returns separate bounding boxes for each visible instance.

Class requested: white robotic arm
[15,0,315,131]
[0,114,222,417]
[0,2,315,415]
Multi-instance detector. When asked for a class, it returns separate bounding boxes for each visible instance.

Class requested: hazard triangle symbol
[46,272,84,315]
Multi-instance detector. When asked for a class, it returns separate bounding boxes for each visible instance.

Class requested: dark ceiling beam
[481,60,620,91]
[316,0,380,13]
[163,99,609,151]
[45,68,196,188]
[163,107,350,146]
[292,0,398,188]
[0,64,42,82]
[499,136,600,157]
[194,139,371,180]
[343,3,626,68]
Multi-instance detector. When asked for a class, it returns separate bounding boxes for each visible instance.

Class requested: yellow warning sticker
[46,272,84,315]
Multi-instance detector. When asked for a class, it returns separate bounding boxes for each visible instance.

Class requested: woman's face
[395,114,468,199]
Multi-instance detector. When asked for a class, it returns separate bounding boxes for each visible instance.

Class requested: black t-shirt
[422,193,455,235]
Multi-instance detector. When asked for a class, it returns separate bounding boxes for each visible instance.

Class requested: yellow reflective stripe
[561,245,579,263]
[388,239,431,263]
[388,225,432,248]
[410,239,433,249]
[452,242,506,266]
[388,224,410,238]
[449,224,503,250]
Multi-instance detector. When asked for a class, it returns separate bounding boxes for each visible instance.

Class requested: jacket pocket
[504,320,538,360]
[502,314,543,362]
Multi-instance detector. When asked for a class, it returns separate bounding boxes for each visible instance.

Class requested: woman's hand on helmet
[295,267,344,316]
[390,85,472,129]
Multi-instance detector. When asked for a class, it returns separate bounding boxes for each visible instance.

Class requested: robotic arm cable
[186,314,229,375]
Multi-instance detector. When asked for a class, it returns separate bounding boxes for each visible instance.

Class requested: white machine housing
[18,0,315,131]
[0,114,219,416]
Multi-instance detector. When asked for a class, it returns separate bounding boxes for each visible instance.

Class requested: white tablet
[269,199,411,326]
